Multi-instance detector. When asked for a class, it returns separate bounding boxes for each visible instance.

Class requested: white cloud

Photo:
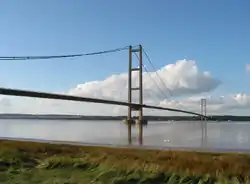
[68,59,221,102]
[0,59,249,116]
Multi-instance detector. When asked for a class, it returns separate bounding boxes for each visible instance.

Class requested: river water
[0,120,250,150]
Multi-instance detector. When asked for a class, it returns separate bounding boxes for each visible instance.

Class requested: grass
[1,140,250,183]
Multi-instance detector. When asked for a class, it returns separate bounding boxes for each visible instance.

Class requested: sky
[0,0,250,116]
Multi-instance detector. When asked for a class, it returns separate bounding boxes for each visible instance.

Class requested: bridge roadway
[0,87,208,118]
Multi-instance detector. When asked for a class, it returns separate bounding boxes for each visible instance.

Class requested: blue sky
[0,0,250,95]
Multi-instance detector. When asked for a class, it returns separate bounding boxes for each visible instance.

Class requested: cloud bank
[0,59,249,116]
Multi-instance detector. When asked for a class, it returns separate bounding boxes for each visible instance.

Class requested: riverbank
[1,140,250,183]
[1,114,250,121]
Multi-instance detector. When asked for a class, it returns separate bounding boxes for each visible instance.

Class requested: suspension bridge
[0,44,208,145]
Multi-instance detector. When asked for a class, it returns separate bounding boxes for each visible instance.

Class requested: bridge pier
[138,120,143,145]
[127,120,132,144]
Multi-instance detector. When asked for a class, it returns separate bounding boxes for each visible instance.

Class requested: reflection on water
[0,120,250,150]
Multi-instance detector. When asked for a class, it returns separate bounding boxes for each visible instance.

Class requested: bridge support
[127,46,132,144]
[200,98,207,145]
[127,45,143,145]
[200,98,207,121]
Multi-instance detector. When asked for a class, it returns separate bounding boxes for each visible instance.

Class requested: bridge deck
[0,87,207,118]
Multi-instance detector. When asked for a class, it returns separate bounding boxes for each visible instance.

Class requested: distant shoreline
[0,114,250,121]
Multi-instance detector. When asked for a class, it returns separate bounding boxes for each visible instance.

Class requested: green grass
[1,140,250,183]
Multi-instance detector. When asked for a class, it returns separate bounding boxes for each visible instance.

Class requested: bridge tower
[200,98,207,144]
[200,98,207,120]
[127,45,143,145]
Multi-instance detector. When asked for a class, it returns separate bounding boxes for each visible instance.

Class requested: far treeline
[0,114,250,121]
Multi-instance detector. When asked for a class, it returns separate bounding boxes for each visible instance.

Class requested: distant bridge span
[0,87,207,118]
[0,45,209,146]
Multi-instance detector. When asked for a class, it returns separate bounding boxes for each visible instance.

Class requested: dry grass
[1,140,250,182]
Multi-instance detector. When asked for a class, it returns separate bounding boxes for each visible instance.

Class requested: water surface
[0,120,250,150]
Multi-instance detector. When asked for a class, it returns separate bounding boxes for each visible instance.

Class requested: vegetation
[1,140,250,183]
